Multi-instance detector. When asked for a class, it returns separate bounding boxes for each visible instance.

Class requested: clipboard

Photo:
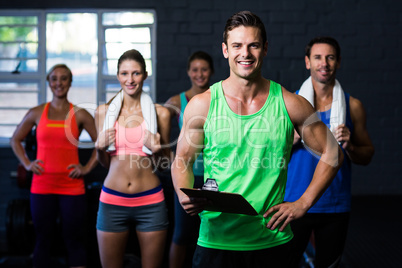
[180,188,258,216]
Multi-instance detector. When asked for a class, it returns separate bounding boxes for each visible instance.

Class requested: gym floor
[340,195,402,268]
[0,195,401,268]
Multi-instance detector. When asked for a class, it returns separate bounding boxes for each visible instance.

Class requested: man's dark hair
[223,11,267,45]
[305,36,341,60]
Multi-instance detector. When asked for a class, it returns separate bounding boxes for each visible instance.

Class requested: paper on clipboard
[180,188,258,216]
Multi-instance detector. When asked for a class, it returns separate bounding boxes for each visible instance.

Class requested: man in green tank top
[171,11,344,268]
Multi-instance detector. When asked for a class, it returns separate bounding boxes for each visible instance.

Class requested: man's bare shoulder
[282,86,310,111]
[186,89,211,115]
[181,89,212,129]
[349,95,364,112]
[189,89,211,102]
[282,86,315,125]
[348,95,367,124]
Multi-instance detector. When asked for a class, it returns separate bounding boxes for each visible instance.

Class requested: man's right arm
[335,96,374,165]
[171,91,210,216]
[264,88,344,231]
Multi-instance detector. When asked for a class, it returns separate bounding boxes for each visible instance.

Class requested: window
[100,11,156,104]
[0,11,43,142]
[0,9,157,145]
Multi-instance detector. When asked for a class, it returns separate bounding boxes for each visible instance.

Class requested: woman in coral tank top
[11,64,98,268]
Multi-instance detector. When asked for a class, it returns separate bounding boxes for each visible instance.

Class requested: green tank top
[200,80,294,250]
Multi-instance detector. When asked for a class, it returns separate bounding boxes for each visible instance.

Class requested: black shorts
[192,243,292,268]
[96,201,169,232]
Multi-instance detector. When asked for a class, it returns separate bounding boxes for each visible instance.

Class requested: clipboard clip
[202,178,219,192]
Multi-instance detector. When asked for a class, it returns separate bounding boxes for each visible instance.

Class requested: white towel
[102,90,157,155]
[298,76,346,133]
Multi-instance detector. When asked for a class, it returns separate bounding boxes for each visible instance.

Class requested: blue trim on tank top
[102,184,162,198]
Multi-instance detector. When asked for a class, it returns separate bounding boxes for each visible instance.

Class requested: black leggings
[172,175,204,245]
[287,212,350,268]
[30,193,87,268]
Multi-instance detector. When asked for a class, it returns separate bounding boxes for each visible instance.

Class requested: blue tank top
[284,91,354,213]
[179,92,204,176]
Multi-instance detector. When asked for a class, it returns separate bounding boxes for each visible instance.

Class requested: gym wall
[0,0,401,253]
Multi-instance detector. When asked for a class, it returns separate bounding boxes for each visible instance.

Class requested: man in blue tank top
[285,36,375,268]
[172,12,344,268]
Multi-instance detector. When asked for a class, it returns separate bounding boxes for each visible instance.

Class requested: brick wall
[154,0,402,196]
[1,0,399,194]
